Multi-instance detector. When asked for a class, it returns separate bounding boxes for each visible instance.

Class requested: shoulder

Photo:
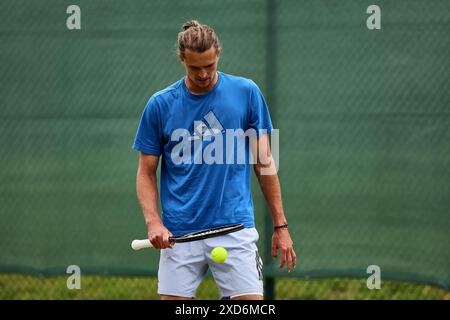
[144,78,184,111]
[219,72,260,92]
[151,78,183,103]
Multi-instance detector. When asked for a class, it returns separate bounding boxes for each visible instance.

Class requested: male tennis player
[133,20,296,300]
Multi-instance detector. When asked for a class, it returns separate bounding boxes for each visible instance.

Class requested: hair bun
[182,20,201,31]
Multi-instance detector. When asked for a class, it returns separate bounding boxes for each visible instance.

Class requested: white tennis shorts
[157,227,264,299]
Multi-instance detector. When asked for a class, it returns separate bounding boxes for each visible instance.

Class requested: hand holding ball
[211,247,228,263]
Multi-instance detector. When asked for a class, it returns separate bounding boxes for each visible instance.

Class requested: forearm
[255,165,296,272]
[136,167,162,228]
[254,167,287,226]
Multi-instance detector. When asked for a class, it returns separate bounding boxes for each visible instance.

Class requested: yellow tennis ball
[211,247,228,263]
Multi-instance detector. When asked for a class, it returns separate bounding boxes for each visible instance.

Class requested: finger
[287,247,297,272]
[162,230,174,249]
[286,251,291,273]
[152,238,162,249]
[162,233,170,249]
[150,239,160,249]
[272,243,277,258]
[279,248,287,269]
[161,233,172,249]
[149,236,159,249]
[292,248,297,268]
[167,238,174,248]
[149,232,161,249]
[164,235,174,249]
[153,234,164,249]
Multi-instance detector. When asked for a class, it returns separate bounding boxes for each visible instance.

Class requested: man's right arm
[136,152,173,249]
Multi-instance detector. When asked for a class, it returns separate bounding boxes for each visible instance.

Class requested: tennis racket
[131,223,244,250]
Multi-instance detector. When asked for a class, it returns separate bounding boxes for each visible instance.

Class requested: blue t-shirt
[133,72,273,236]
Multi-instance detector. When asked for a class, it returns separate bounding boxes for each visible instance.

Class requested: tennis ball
[211,247,228,264]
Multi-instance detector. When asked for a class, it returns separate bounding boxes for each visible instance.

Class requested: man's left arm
[252,134,297,273]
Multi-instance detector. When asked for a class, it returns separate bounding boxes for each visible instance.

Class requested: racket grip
[131,239,153,250]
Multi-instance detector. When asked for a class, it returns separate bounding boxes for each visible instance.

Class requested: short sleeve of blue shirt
[133,96,163,156]
[248,80,273,135]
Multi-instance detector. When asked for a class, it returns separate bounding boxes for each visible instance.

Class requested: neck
[185,72,218,95]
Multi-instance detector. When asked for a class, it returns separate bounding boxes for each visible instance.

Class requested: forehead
[184,47,218,67]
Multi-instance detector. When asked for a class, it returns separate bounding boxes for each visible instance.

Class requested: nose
[199,69,208,79]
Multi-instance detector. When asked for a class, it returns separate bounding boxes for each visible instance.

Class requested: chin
[196,81,210,87]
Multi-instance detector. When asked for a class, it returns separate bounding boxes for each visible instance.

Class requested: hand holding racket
[131,223,244,250]
[141,222,174,249]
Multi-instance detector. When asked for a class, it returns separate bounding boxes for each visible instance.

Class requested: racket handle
[131,239,153,250]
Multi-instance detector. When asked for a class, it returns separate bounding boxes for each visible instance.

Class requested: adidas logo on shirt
[188,110,226,141]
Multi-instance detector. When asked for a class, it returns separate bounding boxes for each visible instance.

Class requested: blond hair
[177,20,221,60]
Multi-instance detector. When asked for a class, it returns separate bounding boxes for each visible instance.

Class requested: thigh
[158,241,208,298]
[205,228,264,299]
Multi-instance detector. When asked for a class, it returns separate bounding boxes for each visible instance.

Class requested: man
[133,20,296,300]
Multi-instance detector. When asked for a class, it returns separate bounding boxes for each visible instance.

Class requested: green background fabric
[0,0,449,290]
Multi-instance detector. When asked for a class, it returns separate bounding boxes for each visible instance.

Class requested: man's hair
[177,20,221,60]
